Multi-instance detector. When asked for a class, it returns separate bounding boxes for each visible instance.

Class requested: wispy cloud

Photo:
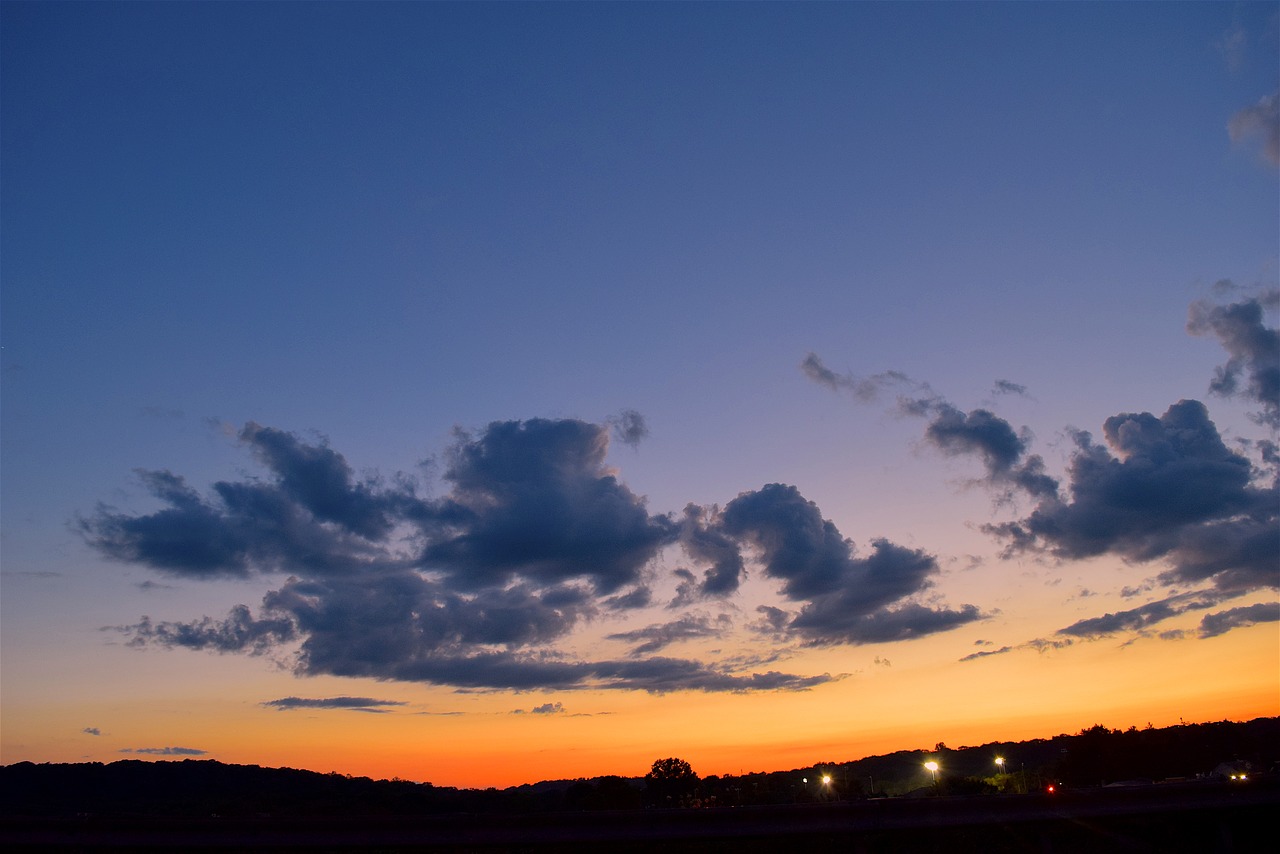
[802,354,1057,499]
[120,746,207,756]
[261,696,407,712]
[607,613,729,655]
[1228,91,1279,167]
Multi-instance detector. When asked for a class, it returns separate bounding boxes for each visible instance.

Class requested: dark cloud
[83,727,101,736]
[1197,602,1280,638]
[1056,590,1228,639]
[678,504,746,597]
[118,604,297,654]
[121,747,208,756]
[1021,637,1074,653]
[987,399,1279,595]
[79,465,413,580]
[238,422,408,540]
[86,417,967,692]
[713,484,984,644]
[261,696,406,712]
[602,586,653,610]
[800,354,918,401]
[607,614,728,655]
[1187,292,1280,427]
[1227,91,1280,167]
[425,419,678,595]
[958,646,1012,662]
[113,572,827,694]
[608,410,649,448]
[992,380,1029,397]
[522,701,563,717]
[803,354,1055,499]
[912,401,1058,499]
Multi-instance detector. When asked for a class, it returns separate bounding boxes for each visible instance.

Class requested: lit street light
[924,761,939,784]
[995,757,1005,772]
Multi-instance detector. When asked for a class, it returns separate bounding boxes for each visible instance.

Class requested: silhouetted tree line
[3,718,1275,818]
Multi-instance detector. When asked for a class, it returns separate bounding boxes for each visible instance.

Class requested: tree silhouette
[644,757,698,807]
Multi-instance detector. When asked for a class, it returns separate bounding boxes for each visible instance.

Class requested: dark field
[3,777,1274,852]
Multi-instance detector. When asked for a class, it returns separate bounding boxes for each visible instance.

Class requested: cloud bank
[90,418,969,693]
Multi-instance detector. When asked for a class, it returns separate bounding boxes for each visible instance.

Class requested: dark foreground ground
[3,777,1275,853]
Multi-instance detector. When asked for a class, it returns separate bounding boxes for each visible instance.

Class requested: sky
[2,2,1277,790]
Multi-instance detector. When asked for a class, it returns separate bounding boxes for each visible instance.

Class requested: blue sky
[2,2,1277,786]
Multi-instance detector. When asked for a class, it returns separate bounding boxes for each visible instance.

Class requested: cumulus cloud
[121,746,207,756]
[87,419,837,694]
[988,400,1278,596]
[916,402,1059,498]
[678,504,746,597]
[1187,291,1280,427]
[261,696,407,712]
[712,483,984,644]
[1228,91,1280,167]
[424,419,678,595]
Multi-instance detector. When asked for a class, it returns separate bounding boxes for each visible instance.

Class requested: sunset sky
[2,2,1277,790]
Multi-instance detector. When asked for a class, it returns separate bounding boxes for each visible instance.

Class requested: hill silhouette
[3,717,1276,819]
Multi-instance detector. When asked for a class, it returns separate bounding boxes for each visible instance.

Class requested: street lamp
[924,761,939,783]
[995,757,1005,772]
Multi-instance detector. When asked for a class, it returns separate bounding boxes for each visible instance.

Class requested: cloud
[800,354,919,401]
[713,484,984,644]
[678,504,746,597]
[261,696,407,712]
[424,419,678,595]
[992,380,1029,397]
[987,399,1279,596]
[607,614,729,655]
[83,727,101,736]
[120,747,208,756]
[916,402,1059,498]
[86,418,969,692]
[1228,90,1280,167]
[117,604,298,654]
[1056,590,1229,639]
[802,354,1056,499]
[608,409,650,448]
[1217,21,1248,71]
[1197,602,1280,638]
[1187,291,1280,427]
[511,702,565,715]
[958,646,1012,662]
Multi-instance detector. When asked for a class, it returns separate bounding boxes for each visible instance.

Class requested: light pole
[924,760,939,785]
